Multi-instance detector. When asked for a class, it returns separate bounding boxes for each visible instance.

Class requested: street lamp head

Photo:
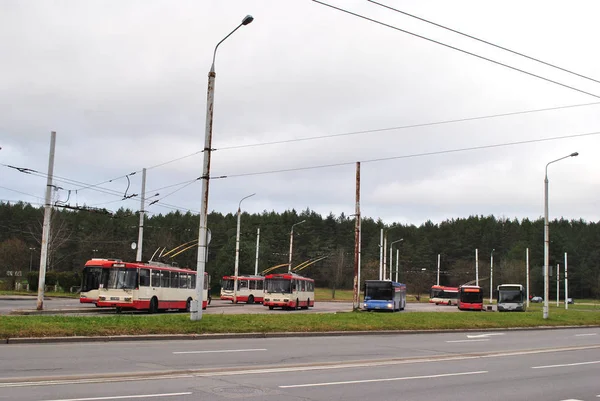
[242,15,254,25]
[570,152,579,157]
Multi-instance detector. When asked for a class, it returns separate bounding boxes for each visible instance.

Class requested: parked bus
[497,284,527,312]
[429,285,459,305]
[363,280,406,312]
[458,285,484,311]
[220,275,265,304]
[80,258,121,304]
[96,261,210,313]
[263,272,314,310]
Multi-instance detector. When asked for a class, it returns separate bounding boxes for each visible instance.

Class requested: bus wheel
[296,299,301,310]
[247,295,255,304]
[302,299,310,310]
[268,306,274,310]
[185,298,192,312]
[116,307,122,314]
[207,296,211,305]
[149,297,158,314]
[448,301,452,306]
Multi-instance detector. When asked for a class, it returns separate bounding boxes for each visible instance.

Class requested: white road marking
[39,393,192,401]
[446,339,490,343]
[560,399,584,401]
[574,333,598,337]
[173,348,266,354]
[279,370,487,388]
[467,333,505,339]
[532,360,600,369]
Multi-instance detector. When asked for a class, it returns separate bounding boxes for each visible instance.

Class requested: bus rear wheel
[149,297,158,314]
[247,295,255,304]
[302,299,309,310]
[296,299,301,310]
[268,306,274,310]
[184,297,192,312]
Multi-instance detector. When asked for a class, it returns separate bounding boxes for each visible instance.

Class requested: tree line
[0,201,598,299]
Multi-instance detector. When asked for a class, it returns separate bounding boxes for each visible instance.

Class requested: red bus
[96,261,210,313]
[263,272,315,310]
[220,275,265,304]
[429,285,459,306]
[458,285,484,311]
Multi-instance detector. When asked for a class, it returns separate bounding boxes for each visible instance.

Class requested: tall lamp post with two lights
[543,152,578,319]
[192,15,254,321]
[233,193,256,303]
[288,220,306,273]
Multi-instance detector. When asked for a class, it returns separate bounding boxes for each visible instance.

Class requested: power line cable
[312,1,600,99]
[368,0,600,86]
[213,131,600,179]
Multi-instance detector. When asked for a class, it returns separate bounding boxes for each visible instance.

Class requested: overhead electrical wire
[368,0,600,86]
[312,1,600,99]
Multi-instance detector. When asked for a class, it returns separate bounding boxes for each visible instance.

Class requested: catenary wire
[368,0,600,86]
[312,1,600,99]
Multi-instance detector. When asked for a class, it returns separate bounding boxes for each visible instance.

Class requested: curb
[3,325,600,345]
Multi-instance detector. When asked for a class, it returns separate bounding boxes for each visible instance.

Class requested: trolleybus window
[139,269,150,287]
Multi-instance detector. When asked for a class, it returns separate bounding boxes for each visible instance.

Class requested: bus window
[161,271,170,288]
[171,272,180,288]
[151,270,161,287]
[139,269,150,287]
[179,273,188,289]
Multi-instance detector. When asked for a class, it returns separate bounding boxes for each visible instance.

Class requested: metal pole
[37,131,56,311]
[383,233,388,280]
[489,249,495,304]
[395,248,399,282]
[288,220,306,273]
[254,228,260,276]
[475,248,479,286]
[389,243,393,281]
[436,254,440,286]
[192,15,254,322]
[543,152,578,320]
[379,229,383,280]
[556,263,560,307]
[136,168,146,262]
[564,252,568,310]
[353,162,360,311]
[234,193,255,303]
[526,247,530,308]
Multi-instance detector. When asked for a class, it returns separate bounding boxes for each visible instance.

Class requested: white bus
[96,261,210,313]
[497,284,527,312]
[220,275,264,304]
[263,272,315,310]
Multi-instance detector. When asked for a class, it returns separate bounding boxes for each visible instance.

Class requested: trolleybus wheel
[184,297,192,312]
[247,295,255,304]
[296,299,301,310]
[268,306,274,310]
[149,297,158,314]
[116,307,122,314]
[302,299,309,310]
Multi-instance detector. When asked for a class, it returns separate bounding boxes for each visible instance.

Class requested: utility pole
[37,131,56,311]
[556,263,560,307]
[489,249,495,304]
[475,248,479,286]
[564,252,568,310]
[254,228,260,276]
[379,229,383,280]
[353,161,361,311]
[136,168,146,262]
[436,254,440,286]
[526,248,530,308]
[395,248,399,282]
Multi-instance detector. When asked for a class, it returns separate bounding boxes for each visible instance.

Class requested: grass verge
[1,308,598,339]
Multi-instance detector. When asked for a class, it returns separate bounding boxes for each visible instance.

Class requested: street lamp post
[389,239,403,281]
[489,248,495,304]
[288,220,306,273]
[233,193,256,303]
[192,15,254,322]
[383,226,398,280]
[543,152,578,319]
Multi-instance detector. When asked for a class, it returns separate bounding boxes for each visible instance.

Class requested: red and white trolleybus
[96,261,210,313]
[220,275,264,304]
[263,272,315,310]
[80,258,121,305]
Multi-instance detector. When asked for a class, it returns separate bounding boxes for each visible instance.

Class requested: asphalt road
[1,328,599,400]
[0,297,465,315]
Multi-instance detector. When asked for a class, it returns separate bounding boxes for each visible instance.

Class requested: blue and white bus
[362,280,407,312]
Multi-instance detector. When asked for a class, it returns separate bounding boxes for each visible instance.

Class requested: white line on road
[574,333,598,337]
[446,339,490,343]
[532,360,600,369]
[173,348,266,354]
[279,370,488,388]
[39,393,192,401]
[466,333,505,339]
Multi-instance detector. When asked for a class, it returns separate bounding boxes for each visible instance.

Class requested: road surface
[1,328,599,400]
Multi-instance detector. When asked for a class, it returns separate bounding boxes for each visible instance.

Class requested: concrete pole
[526,247,530,308]
[389,243,393,281]
[475,248,479,286]
[234,193,255,303]
[37,131,56,311]
[353,161,361,311]
[136,168,146,262]
[489,249,495,304]
[379,229,383,280]
[383,233,388,281]
[436,254,440,286]
[254,228,260,276]
[564,252,568,310]
[288,220,306,273]
[395,249,399,282]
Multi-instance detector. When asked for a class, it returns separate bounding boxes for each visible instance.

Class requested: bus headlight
[387,303,393,308]
[124,297,132,302]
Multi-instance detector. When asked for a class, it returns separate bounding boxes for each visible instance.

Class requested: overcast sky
[1,0,599,226]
